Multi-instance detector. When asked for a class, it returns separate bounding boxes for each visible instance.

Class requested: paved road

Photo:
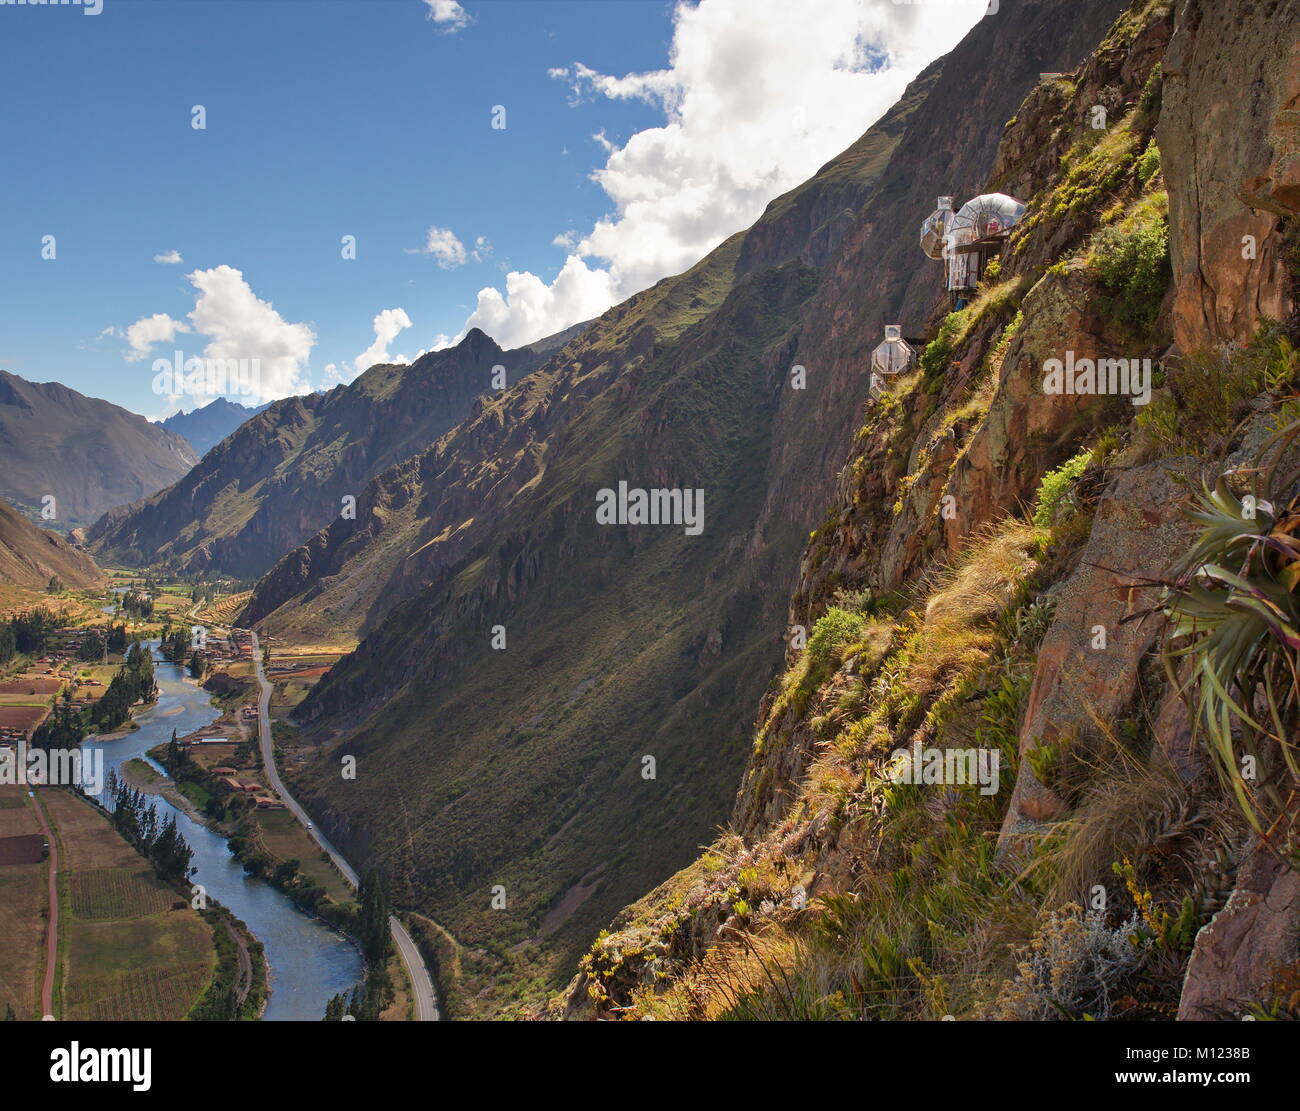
[246,630,440,1021]
[30,791,59,1018]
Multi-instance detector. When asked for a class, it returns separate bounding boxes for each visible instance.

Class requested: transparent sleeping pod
[868,325,916,400]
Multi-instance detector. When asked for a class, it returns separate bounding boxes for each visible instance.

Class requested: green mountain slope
[564,0,1300,1023]
[241,0,1129,1018]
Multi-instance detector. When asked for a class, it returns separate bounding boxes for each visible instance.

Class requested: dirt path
[30,791,59,1019]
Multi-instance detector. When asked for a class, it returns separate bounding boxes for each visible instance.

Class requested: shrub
[807,607,867,669]
[1137,324,1299,454]
[920,309,970,380]
[984,904,1143,1020]
[1033,450,1093,529]
[1164,419,1300,864]
[1135,140,1161,189]
[1092,211,1169,339]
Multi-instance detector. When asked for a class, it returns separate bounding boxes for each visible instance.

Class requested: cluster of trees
[46,575,64,594]
[159,628,207,679]
[30,691,86,751]
[0,607,60,663]
[358,871,392,964]
[27,634,156,750]
[118,590,154,621]
[75,624,125,662]
[87,642,157,732]
[323,873,395,1021]
[76,629,104,661]
[159,628,190,664]
[106,769,194,884]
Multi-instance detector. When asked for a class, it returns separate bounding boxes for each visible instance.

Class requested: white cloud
[462,254,615,350]
[424,0,469,32]
[410,225,469,269]
[125,313,190,361]
[459,0,986,347]
[153,249,184,264]
[187,266,316,402]
[122,265,315,403]
[354,307,414,374]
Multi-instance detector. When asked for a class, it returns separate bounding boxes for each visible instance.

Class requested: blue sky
[0,0,984,418]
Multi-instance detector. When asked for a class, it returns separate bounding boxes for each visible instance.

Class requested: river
[79,643,362,1020]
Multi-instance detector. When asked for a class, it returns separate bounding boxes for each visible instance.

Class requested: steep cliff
[563,0,1300,1022]
[240,0,1131,1018]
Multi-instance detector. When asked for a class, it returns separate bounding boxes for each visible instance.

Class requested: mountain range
[159,397,271,457]
[0,370,197,532]
[87,328,575,581]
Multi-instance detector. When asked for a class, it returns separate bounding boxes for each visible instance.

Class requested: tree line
[105,768,194,885]
[323,871,395,1021]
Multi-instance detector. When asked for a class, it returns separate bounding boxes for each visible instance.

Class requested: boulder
[1179,840,1300,1019]
[999,458,1196,848]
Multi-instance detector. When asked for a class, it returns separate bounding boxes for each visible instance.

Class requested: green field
[41,789,218,1021]
[70,867,172,920]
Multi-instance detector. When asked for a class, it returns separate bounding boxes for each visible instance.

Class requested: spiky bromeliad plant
[1164,423,1300,864]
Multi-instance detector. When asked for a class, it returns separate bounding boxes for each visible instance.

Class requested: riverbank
[119,756,206,824]
[80,643,363,1020]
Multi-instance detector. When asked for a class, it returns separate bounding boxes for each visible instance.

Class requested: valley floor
[0,783,219,1021]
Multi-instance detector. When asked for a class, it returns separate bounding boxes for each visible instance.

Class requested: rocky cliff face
[561,0,1300,1022]
[87,329,553,580]
[0,371,197,532]
[1158,0,1299,352]
[240,0,1133,1018]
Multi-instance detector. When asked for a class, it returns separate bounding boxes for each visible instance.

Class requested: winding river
[79,644,362,1020]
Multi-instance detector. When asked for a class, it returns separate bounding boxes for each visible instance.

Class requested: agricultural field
[268,653,339,715]
[250,808,351,903]
[199,590,252,625]
[64,961,214,1022]
[0,585,110,630]
[0,704,48,734]
[39,788,218,1021]
[70,867,172,919]
[0,786,48,1019]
